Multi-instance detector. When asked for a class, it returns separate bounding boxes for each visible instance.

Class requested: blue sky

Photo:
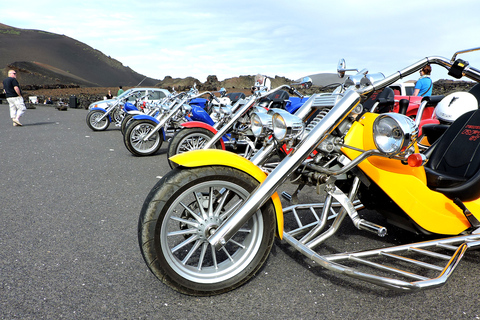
[3,0,480,83]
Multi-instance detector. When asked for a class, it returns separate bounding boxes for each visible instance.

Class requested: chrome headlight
[251,112,273,137]
[272,110,304,142]
[373,113,418,155]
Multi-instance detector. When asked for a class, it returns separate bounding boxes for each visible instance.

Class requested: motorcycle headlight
[272,110,304,142]
[373,113,418,155]
[251,112,273,137]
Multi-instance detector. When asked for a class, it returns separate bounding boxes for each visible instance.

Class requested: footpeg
[358,219,387,237]
[454,198,480,228]
[281,191,292,202]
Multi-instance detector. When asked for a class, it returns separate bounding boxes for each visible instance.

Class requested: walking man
[3,70,26,126]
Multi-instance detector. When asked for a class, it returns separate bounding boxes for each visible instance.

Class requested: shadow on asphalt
[20,121,58,126]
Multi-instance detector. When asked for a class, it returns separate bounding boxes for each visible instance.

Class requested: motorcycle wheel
[138,165,276,296]
[86,110,110,131]
[167,128,223,169]
[120,114,134,135]
[123,120,163,156]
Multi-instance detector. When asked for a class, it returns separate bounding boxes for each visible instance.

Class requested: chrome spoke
[197,242,209,270]
[167,228,197,237]
[182,240,203,265]
[208,187,214,218]
[171,234,199,253]
[221,246,234,262]
[179,202,204,223]
[194,192,208,220]
[169,215,199,228]
[213,189,230,218]
[211,244,218,269]
[219,198,243,221]
[228,239,245,249]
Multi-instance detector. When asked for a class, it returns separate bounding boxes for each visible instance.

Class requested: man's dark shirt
[3,77,21,98]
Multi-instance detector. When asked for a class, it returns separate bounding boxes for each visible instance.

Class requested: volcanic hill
[0,23,159,88]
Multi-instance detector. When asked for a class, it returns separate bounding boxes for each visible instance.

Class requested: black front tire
[167,127,223,168]
[121,114,134,135]
[86,110,110,131]
[123,119,163,156]
[138,165,276,296]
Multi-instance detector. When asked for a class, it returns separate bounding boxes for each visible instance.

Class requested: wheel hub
[198,216,222,240]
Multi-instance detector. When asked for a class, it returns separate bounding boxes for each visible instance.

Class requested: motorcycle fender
[170,149,284,238]
[180,122,226,149]
[181,121,217,133]
[132,114,160,124]
[90,107,111,122]
[160,127,166,141]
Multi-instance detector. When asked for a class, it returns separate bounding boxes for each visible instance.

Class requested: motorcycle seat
[363,87,395,113]
[259,90,291,109]
[266,90,290,102]
[421,123,449,145]
[424,109,480,201]
[224,92,246,104]
[467,83,480,106]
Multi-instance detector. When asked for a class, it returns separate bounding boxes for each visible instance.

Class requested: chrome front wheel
[138,166,276,296]
[167,127,222,168]
[123,120,163,156]
[86,110,110,131]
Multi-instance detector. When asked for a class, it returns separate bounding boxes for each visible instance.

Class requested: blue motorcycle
[123,86,222,156]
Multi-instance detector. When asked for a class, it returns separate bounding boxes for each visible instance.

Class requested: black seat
[362,87,395,113]
[259,90,290,109]
[225,92,246,104]
[468,83,480,105]
[267,90,290,102]
[421,123,450,145]
[424,109,480,200]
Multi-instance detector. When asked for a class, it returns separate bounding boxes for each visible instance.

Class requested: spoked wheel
[86,110,110,131]
[121,114,135,135]
[167,128,223,168]
[138,166,276,296]
[123,119,163,156]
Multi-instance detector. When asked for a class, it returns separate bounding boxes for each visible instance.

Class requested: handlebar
[192,91,221,103]
[357,53,480,97]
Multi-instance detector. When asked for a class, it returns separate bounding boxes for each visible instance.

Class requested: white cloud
[3,0,480,83]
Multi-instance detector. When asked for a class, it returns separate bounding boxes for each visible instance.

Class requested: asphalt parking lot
[1,105,480,319]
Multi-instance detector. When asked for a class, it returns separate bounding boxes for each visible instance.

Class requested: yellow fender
[170,149,284,238]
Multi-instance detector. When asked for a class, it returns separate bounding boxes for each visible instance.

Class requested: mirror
[292,76,313,89]
[337,59,346,78]
[337,58,359,78]
[300,76,313,89]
